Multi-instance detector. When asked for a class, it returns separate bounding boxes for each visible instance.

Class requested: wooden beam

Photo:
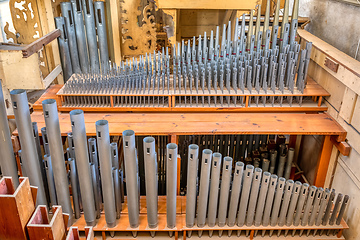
[22,29,60,58]
[314,135,333,187]
[156,0,258,10]
[330,136,351,156]
[106,0,122,63]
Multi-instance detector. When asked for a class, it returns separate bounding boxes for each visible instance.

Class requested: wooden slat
[21,29,60,58]
[330,137,351,156]
[156,0,258,10]
[15,112,346,141]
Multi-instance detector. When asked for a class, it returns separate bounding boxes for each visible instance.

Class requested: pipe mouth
[294,181,302,186]
[42,99,56,105]
[263,171,271,177]
[236,161,244,167]
[88,138,96,142]
[167,143,177,150]
[310,185,317,190]
[203,149,212,155]
[270,174,278,180]
[224,156,232,162]
[10,89,26,95]
[303,183,310,188]
[189,144,199,150]
[110,142,117,147]
[123,129,134,136]
[289,147,295,152]
[143,136,155,143]
[255,167,262,173]
[213,152,222,158]
[70,109,83,115]
[279,177,286,182]
[96,119,108,126]
[44,154,50,158]
[246,164,254,170]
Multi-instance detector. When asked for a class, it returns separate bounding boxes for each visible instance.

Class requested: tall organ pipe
[217,157,233,227]
[207,153,222,228]
[0,81,19,187]
[166,143,178,229]
[94,1,109,73]
[122,130,139,228]
[42,99,73,219]
[11,89,47,205]
[96,120,116,228]
[70,0,89,73]
[70,109,96,226]
[186,144,199,228]
[81,0,100,71]
[143,137,158,228]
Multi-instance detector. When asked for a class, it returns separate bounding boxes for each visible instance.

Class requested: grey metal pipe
[11,89,47,205]
[270,177,286,226]
[254,172,271,226]
[329,193,343,225]
[186,144,199,228]
[122,130,139,228]
[262,159,270,172]
[286,181,302,226]
[81,0,100,72]
[269,149,277,174]
[44,154,57,206]
[70,109,96,226]
[237,164,254,226]
[70,0,89,73]
[197,149,213,228]
[143,137,158,228]
[68,158,81,219]
[278,180,294,226]
[96,120,116,228]
[166,143,178,229]
[293,183,310,226]
[217,157,233,227]
[309,187,324,227]
[207,152,222,228]
[113,167,122,219]
[42,99,73,219]
[277,154,286,177]
[90,163,101,219]
[32,122,45,180]
[67,132,75,159]
[0,81,19,187]
[262,174,278,226]
[315,188,331,226]
[227,162,244,227]
[54,17,73,81]
[110,142,119,169]
[322,190,336,225]
[246,168,263,226]
[40,127,50,155]
[60,2,81,73]
[94,1,109,73]
[301,185,317,226]
[336,195,349,225]
[284,148,294,179]
[88,138,101,208]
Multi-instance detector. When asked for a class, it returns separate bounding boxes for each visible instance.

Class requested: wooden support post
[163,9,178,46]
[106,0,122,63]
[0,177,35,240]
[102,231,106,240]
[337,229,343,238]
[110,96,114,107]
[314,135,333,187]
[318,96,323,107]
[289,135,297,149]
[245,96,249,107]
[183,230,187,240]
[175,230,179,240]
[27,205,67,240]
[250,229,255,240]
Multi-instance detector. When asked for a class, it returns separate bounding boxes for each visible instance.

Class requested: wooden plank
[156,0,258,9]
[314,136,333,187]
[42,65,62,88]
[298,29,360,96]
[338,87,357,123]
[21,29,60,58]
[106,0,122,63]
[330,137,350,156]
[350,95,360,133]
[66,226,94,240]
[17,112,347,141]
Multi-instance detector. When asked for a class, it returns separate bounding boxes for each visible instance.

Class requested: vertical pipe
[207,153,222,228]
[301,186,318,226]
[54,17,73,81]
[122,130,139,228]
[113,167,122,219]
[284,148,294,179]
[11,89,47,205]
[42,99,73,219]
[254,172,271,226]
[68,158,81,219]
[143,137,158,228]
[286,181,302,226]
[166,143,178,229]
[262,175,278,227]
[94,1,109,73]
[217,157,233,228]
[246,168,263,226]
[293,183,310,226]
[186,144,199,228]
[0,81,19,187]
[96,120,116,228]
[278,180,295,226]
[90,163,101,219]
[197,149,213,227]
[81,0,100,72]
[277,153,286,177]
[44,154,57,206]
[60,2,81,73]
[269,149,277,174]
[237,164,254,226]
[71,0,90,73]
[70,109,96,226]
[88,138,101,215]
[110,142,119,169]
[270,177,286,226]
[41,127,50,155]
[228,162,244,226]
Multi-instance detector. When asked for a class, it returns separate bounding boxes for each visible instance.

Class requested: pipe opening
[189,144,198,150]
[167,143,177,150]
[123,130,135,137]
[75,0,81,12]
[143,136,155,144]
[10,89,26,95]
[203,149,212,155]
[213,152,221,158]
[97,9,102,24]
[96,120,108,126]
[42,99,56,105]
[70,109,83,115]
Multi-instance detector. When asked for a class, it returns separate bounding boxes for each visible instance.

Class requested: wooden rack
[33,77,329,113]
